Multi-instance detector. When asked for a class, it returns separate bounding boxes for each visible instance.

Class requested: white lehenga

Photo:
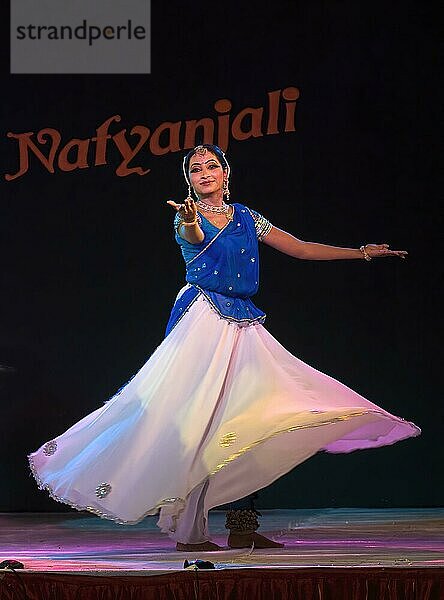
[29,287,421,540]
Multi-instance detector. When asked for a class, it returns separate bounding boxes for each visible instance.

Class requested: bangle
[359,245,372,261]
[181,218,198,227]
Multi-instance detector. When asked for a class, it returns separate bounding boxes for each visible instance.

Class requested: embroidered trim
[27,453,184,526]
[28,409,419,527]
[167,287,266,336]
[42,440,57,456]
[246,207,273,241]
[95,482,112,498]
[210,409,419,475]
[194,285,266,325]
[220,432,237,448]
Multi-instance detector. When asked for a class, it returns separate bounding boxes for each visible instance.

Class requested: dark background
[1,2,442,513]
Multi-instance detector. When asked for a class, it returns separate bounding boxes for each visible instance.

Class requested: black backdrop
[1,2,442,513]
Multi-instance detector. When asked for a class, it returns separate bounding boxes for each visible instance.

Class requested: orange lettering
[58,139,90,171]
[149,121,181,156]
[266,90,281,135]
[92,115,122,166]
[214,99,232,152]
[282,87,299,132]
[5,129,61,181]
[231,107,264,141]
[112,126,151,176]
[184,118,215,149]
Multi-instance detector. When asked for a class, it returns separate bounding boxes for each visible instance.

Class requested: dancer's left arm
[262,226,408,260]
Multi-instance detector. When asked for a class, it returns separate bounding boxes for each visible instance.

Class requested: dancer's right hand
[167,197,197,223]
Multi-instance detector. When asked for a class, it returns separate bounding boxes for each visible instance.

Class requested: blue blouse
[165,203,272,336]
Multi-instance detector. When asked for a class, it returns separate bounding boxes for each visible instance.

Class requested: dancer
[28,144,421,553]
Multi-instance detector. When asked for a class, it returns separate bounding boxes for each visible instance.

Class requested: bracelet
[180,218,198,227]
[359,245,372,261]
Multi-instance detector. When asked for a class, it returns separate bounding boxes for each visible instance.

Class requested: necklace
[196,199,230,214]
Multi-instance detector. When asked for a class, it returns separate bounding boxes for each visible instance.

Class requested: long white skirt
[29,288,420,538]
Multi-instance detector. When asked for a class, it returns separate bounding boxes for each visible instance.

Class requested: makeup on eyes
[190,159,220,171]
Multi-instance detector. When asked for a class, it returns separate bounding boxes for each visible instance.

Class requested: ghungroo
[225,509,260,534]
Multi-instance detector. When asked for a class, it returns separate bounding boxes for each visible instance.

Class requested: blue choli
[165,203,270,336]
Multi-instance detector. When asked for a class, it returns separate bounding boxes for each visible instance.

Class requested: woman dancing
[29,144,421,552]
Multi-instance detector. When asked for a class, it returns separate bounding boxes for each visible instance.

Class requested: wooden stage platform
[0,508,443,599]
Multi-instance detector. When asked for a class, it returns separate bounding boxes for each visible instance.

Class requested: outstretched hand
[166,197,197,223]
[365,244,407,259]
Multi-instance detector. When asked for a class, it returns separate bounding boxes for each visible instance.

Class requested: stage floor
[1,507,443,574]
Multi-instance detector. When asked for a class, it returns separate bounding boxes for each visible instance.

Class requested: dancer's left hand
[365,244,408,259]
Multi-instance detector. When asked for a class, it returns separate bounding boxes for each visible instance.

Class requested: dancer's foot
[227,531,284,549]
[176,541,224,552]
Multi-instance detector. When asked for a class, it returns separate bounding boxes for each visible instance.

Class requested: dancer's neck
[197,191,224,207]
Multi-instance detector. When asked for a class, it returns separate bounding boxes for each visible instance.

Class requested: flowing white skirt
[29,288,420,536]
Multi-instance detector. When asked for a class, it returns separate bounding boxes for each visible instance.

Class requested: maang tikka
[194,145,207,156]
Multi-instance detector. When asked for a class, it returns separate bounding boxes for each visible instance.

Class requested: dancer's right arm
[167,198,204,244]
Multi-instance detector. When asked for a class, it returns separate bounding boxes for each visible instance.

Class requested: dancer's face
[188,150,226,198]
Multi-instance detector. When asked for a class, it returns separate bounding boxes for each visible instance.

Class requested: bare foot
[176,541,224,552]
[228,532,284,549]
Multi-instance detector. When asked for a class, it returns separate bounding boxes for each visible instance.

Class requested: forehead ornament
[194,145,207,156]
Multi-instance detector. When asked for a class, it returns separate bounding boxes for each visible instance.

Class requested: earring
[223,178,230,199]
[187,183,194,201]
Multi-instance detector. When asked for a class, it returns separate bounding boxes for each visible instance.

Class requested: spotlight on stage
[183,558,215,570]
[0,560,24,569]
